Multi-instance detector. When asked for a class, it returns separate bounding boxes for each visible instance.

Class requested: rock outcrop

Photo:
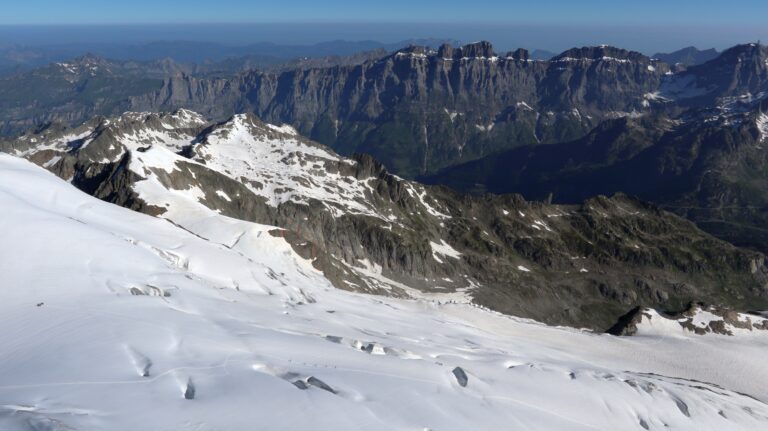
[6,110,768,331]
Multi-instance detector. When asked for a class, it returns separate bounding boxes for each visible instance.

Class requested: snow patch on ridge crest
[14,127,97,158]
[193,113,389,219]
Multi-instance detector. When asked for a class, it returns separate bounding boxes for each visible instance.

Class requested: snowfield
[194,114,387,219]
[2,153,768,430]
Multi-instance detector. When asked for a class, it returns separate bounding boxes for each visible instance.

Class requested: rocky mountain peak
[505,48,531,61]
[437,43,455,59]
[698,43,767,73]
[53,53,113,76]
[397,45,429,55]
[651,46,720,66]
[397,41,496,60]
[393,45,431,60]
[98,110,208,137]
[668,43,768,105]
[455,41,496,59]
[722,42,767,58]
[72,53,108,66]
[697,43,768,72]
[209,112,300,142]
[553,46,649,63]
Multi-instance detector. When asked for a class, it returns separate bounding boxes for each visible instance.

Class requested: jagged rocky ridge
[3,42,767,180]
[4,110,768,330]
[0,50,387,136]
[663,44,768,108]
[126,42,671,177]
[0,41,674,177]
[652,47,720,67]
[422,96,768,253]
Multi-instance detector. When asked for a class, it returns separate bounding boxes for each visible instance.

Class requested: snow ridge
[195,114,383,219]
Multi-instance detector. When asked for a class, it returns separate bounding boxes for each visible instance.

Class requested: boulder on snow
[452,367,468,387]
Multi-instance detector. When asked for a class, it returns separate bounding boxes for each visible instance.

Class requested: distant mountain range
[530,49,557,60]
[2,40,767,255]
[0,41,750,175]
[0,38,460,75]
[652,46,720,66]
[2,42,673,175]
[0,39,720,76]
[423,43,768,253]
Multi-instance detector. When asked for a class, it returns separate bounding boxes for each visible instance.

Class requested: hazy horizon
[1,22,767,55]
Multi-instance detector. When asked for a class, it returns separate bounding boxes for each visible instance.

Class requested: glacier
[2,152,768,429]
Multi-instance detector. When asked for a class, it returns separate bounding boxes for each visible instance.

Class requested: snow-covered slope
[6,109,768,331]
[194,114,388,219]
[618,305,768,337]
[10,110,448,228]
[2,155,768,430]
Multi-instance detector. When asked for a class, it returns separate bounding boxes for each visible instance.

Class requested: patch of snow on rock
[430,240,462,261]
[757,112,768,142]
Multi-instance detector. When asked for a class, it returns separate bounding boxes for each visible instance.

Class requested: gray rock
[183,379,195,400]
[306,376,336,394]
[452,367,468,387]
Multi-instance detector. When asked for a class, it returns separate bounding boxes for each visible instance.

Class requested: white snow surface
[758,112,768,142]
[193,114,386,219]
[15,129,96,158]
[3,156,768,430]
[636,307,768,337]
[516,101,535,111]
[429,239,462,263]
[658,74,711,100]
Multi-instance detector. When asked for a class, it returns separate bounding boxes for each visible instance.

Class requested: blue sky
[3,0,767,25]
[1,1,767,53]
